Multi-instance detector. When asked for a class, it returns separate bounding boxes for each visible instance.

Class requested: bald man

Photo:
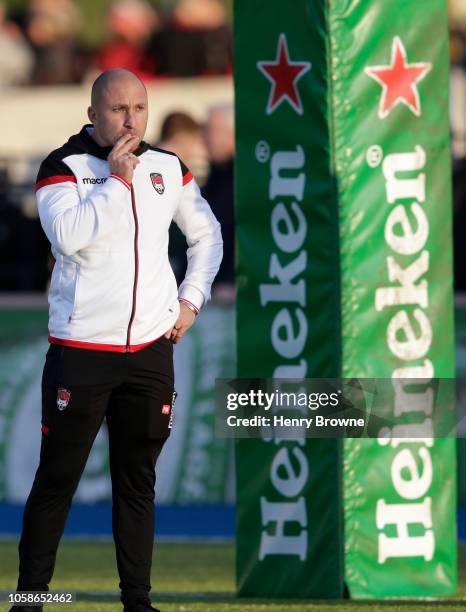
[10,69,222,612]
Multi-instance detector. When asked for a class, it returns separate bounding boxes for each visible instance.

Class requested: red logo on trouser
[57,388,71,411]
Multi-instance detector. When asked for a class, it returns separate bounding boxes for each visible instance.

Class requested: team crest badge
[150,173,165,194]
[57,388,71,411]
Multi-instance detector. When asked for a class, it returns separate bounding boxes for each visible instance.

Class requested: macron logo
[83,177,108,184]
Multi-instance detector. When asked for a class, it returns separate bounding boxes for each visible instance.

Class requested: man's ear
[87,106,96,123]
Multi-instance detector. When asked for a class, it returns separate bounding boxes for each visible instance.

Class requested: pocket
[42,344,65,388]
[58,259,80,322]
[148,385,176,439]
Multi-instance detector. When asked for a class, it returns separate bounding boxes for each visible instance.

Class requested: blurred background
[0,0,236,540]
[0,0,465,541]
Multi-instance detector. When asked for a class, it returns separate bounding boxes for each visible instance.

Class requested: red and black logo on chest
[150,173,165,194]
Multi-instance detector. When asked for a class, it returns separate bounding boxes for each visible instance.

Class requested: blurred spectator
[450,0,466,28]
[0,2,33,87]
[450,8,466,160]
[0,167,49,291]
[202,104,235,299]
[454,158,466,291]
[450,0,466,289]
[149,0,231,77]
[157,111,209,283]
[95,0,159,82]
[158,111,209,183]
[25,0,83,84]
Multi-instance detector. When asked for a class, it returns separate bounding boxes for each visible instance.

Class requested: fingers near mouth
[124,137,140,153]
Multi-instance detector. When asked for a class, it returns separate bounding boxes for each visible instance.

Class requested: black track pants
[16,338,174,606]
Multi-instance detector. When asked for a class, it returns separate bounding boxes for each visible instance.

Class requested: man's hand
[165,302,196,344]
[108,134,140,184]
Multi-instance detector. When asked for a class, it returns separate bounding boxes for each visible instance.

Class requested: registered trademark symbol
[366,145,383,168]
[255,140,270,163]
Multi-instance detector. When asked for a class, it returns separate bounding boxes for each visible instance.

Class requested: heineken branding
[255,87,311,571]
[257,33,311,115]
[235,0,456,600]
[259,145,308,376]
[335,0,456,597]
[375,147,435,563]
[235,0,343,598]
[365,37,432,119]
[251,28,314,573]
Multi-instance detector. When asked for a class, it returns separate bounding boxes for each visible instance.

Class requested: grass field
[1,540,466,612]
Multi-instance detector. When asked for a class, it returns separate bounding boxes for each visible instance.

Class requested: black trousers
[17,338,174,605]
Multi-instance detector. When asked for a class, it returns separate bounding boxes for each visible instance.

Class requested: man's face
[88,76,148,149]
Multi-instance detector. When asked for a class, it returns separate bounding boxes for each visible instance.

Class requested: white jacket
[36,125,223,352]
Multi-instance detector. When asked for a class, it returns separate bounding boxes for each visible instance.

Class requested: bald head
[91,68,146,108]
[88,69,149,148]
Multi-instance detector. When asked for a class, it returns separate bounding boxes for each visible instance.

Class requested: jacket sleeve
[36,155,131,257]
[173,161,223,311]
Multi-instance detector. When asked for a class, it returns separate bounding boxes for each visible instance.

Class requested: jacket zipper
[126,186,139,351]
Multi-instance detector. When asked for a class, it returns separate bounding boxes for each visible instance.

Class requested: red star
[365,36,432,119]
[257,33,311,115]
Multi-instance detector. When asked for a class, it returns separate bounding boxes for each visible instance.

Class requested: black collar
[77,125,150,160]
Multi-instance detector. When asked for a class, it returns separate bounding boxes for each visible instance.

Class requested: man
[202,105,235,295]
[157,111,208,184]
[156,111,209,283]
[10,68,222,612]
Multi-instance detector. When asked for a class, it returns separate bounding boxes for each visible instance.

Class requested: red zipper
[126,186,139,351]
